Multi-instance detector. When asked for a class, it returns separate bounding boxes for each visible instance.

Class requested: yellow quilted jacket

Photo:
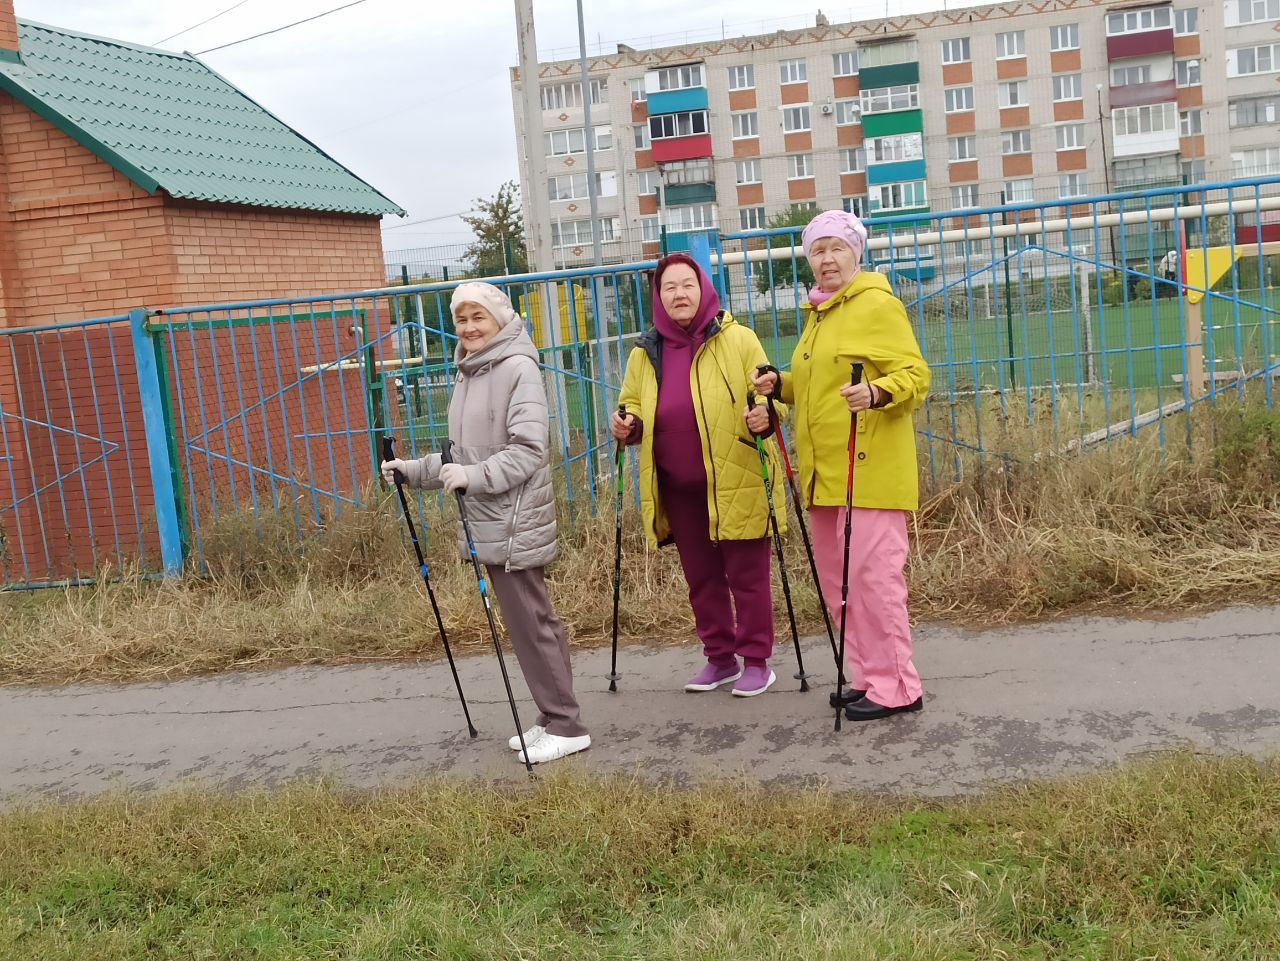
[618,311,786,547]
[777,271,930,511]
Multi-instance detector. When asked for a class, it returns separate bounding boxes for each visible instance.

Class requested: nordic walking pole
[442,441,534,774]
[835,362,864,733]
[747,389,810,692]
[756,364,838,668]
[382,435,477,738]
[607,404,627,693]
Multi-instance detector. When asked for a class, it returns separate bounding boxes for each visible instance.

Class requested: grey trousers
[486,565,588,738]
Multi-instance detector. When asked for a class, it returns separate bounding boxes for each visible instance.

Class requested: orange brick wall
[0,0,17,53]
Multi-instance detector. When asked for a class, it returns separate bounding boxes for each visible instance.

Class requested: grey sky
[18,1,940,255]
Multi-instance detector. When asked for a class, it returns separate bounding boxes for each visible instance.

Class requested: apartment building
[510,0,1280,271]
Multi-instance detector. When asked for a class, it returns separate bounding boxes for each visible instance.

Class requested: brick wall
[0,0,17,54]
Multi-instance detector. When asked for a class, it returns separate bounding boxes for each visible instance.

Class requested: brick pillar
[0,0,18,59]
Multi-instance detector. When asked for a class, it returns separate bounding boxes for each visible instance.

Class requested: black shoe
[844,695,924,721]
[828,687,866,708]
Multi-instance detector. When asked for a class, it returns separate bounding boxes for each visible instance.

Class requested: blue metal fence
[2,177,1279,589]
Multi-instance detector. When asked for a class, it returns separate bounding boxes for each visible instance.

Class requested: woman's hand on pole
[609,410,636,442]
[440,463,469,492]
[839,382,877,413]
[381,459,407,486]
[744,403,770,436]
[751,368,779,398]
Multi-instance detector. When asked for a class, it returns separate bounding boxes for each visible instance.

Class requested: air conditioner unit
[820,103,834,115]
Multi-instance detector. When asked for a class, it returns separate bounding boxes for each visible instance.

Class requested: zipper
[504,485,525,572]
[692,342,721,541]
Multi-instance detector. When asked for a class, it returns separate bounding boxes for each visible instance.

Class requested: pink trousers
[808,506,923,708]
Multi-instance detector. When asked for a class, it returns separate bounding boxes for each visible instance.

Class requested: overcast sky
[18,0,942,255]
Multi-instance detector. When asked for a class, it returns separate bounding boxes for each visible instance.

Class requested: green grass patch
[1,753,1278,958]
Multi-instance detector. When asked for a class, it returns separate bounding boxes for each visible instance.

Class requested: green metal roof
[0,19,404,216]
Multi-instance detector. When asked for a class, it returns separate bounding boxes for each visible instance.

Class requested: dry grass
[1,396,1278,686]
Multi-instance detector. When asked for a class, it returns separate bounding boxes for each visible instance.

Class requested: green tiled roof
[0,19,404,216]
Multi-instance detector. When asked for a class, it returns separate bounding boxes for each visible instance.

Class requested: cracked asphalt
[3,604,1278,804]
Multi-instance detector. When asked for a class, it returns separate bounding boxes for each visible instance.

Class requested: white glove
[440,463,469,492]
[381,459,407,486]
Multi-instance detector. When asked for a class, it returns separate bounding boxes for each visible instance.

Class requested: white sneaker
[508,725,546,751]
[517,732,591,765]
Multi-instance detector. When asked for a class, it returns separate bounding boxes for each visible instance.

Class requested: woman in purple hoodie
[611,254,785,697]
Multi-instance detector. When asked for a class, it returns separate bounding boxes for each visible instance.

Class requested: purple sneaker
[731,664,777,698]
[684,661,741,692]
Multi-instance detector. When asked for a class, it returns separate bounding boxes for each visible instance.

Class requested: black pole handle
[851,362,864,386]
[382,435,405,486]
[440,441,453,466]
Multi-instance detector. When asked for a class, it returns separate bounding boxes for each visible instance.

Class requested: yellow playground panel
[1180,241,1280,397]
[520,284,591,349]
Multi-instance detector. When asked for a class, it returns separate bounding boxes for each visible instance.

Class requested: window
[840,147,865,173]
[1050,23,1079,50]
[649,110,709,140]
[860,83,919,113]
[1231,43,1280,77]
[951,184,980,208]
[869,180,928,212]
[779,58,807,84]
[1174,8,1198,33]
[996,30,1026,58]
[547,172,616,201]
[1106,7,1172,34]
[1001,129,1032,154]
[791,201,819,216]
[653,64,704,91]
[1179,108,1202,136]
[594,126,613,151]
[1053,73,1082,101]
[663,158,712,184]
[841,196,866,217]
[835,99,860,125]
[1112,102,1177,136]
[544,127,607,156]
[999,81,1028,107]
[1175,58,1200,87]
[833,51,859,76]
[1112,64,1153,86]
[783,105,812,132]
[728,64,755,90]
[1236,0,1280,24]
[552,217,619,247]
[731,111,758,139]
[1004,178,1034,203]
[942,37,971,63]
[666,204,717,232]
[858,40,918,69]
[1059,173,1087,198]
[949,135,977,161]
[739,207,767,230]
[1232,146,1280,176]
[628,78,647,103]
[945,86,975,112]
[637,170,658,195]
[1181,159,1205,182]
[1114,153,1178,186]
[633,124,650,149]
[1056,123,1085,149]
[952,238,991,259]
[788,153,815,179]
[735,159,762,185]
[1230,94,1280,127]
[868,132,924,163]
[640,217,660,243]
[540,78,608,111]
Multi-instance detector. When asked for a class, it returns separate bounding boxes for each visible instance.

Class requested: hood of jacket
[812,268,894,314]
[454,317,539,373]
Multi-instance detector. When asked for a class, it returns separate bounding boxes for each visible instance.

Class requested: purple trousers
[664,484,775,668]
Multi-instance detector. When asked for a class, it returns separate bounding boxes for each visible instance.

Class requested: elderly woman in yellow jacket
[753,210,930,721]
[610,253,784,697]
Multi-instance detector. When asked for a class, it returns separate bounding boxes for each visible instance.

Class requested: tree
[754,207,816,295]
[460,181,528,277]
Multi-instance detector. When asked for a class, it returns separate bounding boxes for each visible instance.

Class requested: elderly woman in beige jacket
[381,282,590,765]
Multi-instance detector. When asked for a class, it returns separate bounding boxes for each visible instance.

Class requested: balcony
[663,182,716,206]
[1107,28,1174,61]
[651,135,712,164]
[1108,78,1177,108]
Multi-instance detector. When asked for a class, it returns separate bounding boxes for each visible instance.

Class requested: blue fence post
[687,231,724,298]
[129,307,184,576]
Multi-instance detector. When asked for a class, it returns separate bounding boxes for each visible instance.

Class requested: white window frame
[779,58,807,84]
[1230,94,1280,127]
[1174,8,1198,34]
[833,51,859,77]
[942,37,971,64]
[628,78,647,103]
[1112,102,1177,137]
[1230,44,1280,77]
[867,132,924,164]
[839,146,865,173]
[649,110,709,141]
[782,104,812,133]
[640,216,660,243]
[951,184,980,208]
[663,158,712,185]
[739,207,767,230]
[1106,7,1172,35]
[996,30,1026,59]
[666,203,718,232]
[859,83,920,114]
[787,153,815,180]
[1059,173,1087,198]
[1050,23,1080,51]
[727,64,755,90]
[948,135,977,162]
[869,180,928,213]
[1004,178,1035,203]
[841,196,866,217]
[1053,73,1083,101]
[1175,58,1201,87]
[637,169,658,196]
[944,86,975,113]
[633,123,650,150]
[652,64,704,91]
[834,99,860,125]
[735,159,762,185]
[1001,129,1032,154]
[1181,159,1206,182]
[540,78,608,111]
[1112,64,1153,86]
[544,127,586,157]
[731,111,758,139]
[999,80,1028,107]
[1055,123,1085,150]
[1235,0,1280,25]
[1179,108,1202,136]
[1232,146,1280,177]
